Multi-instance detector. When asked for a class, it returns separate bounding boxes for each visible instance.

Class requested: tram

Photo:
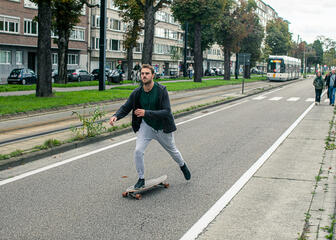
[267,55,301,81]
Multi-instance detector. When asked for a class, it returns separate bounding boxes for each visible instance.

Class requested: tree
[239,1,264,74]
[215,0,255,80]
[312,39,323,67]
[265,18,292,55]
[52,0,97,84]
[172,0,224,82]
[114,0,143,81]
[135,0,172,65]
[31,0,53,97]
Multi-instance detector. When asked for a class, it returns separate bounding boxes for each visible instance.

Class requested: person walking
[325,72,331,99]
[329,70,336,106]
[109,64,191,189]
[188,64,193,79]
[116,60,124,82]
[133,62,141,82]
[313,72,324,105]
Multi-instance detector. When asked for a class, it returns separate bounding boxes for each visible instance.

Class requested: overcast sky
[263,0,336,44]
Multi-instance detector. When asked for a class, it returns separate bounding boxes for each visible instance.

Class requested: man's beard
[142,78,153,86]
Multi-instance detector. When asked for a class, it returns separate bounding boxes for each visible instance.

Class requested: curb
[0,78,305,171]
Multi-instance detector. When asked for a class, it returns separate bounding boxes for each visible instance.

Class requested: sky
[263,0,336,44]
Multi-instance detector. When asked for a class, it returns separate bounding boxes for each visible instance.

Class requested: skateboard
[122,175,169,200]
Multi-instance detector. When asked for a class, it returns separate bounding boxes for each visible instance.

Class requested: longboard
[122,175,169,200]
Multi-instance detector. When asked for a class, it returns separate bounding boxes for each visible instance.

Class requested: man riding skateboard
[109,64,191,189]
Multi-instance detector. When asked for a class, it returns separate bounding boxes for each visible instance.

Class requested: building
[0,0,89,83]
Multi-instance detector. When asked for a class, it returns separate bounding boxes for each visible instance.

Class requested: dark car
[91,68,113,81]
[67,69,93,82]
[7,68,37,85]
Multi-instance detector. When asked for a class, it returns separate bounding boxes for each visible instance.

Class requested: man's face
[141,68,154,84]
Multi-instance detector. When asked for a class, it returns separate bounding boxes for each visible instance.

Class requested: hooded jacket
[114,82,177,133]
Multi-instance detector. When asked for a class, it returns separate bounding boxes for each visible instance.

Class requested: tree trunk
[127,47,133,81]
[224,48,231,80]
[193,22,202,82]
[142,3,155,65]
[57,32,66,84]
[36,0,52,97]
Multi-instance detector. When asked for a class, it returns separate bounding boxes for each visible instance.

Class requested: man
[329,70,336,106]
[133,62,141,71]
[109,64,191,189]
[133,62,141,82]
[116,60,124,82]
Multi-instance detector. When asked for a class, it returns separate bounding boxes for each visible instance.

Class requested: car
[251,67,263,74]
[204,68,215,76]
[67,69,93,82]
[107,69,124,84]
[91,68,113,81]
[7,68,37,85]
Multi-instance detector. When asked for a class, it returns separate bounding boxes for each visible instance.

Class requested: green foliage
[72,108,106,139]
[265,18,292,55]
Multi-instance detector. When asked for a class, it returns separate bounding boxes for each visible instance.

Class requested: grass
[0,77,265,116]
[0,75,262,92]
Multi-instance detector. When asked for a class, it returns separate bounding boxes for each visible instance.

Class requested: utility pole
[183,22,188,77]
[98,0,106,91]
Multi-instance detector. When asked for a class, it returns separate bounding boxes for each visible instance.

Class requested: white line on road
[252,96,266,100]
[287,97,300,102]
[179,90,327,240]
[0,100,248,187]
[306,98,315,102]
[269,97,283,101]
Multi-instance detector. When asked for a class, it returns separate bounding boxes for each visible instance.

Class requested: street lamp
[98,0,106,91]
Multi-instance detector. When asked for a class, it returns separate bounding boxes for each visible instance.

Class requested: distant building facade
[0,0,89,83]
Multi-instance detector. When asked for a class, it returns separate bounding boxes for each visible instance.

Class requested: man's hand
[109,116,117,126]
[134,109,145,117]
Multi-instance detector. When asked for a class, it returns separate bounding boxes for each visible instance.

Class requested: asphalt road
[0,78,318,239]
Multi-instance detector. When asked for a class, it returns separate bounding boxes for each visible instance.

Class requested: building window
[52,53,58,65]
[70,27,85,41]
[68,54,79,65]
[91,15,96,27]
[16,51,23,65]
[109,39,120,51]
[24,19,38,35]
[0,15,20,34]
[96,16,100,28]
[0,50,11,64]
[134,42,143,53]
[110,18,121,31]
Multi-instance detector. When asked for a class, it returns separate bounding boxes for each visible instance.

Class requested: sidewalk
[197,98,336,239]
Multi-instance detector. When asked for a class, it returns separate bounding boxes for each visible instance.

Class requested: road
[0,78,318,239]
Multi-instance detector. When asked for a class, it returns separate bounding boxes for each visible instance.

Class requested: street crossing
[252,96,330,103]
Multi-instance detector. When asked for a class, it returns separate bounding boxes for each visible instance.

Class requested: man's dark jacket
[114,83,177,133]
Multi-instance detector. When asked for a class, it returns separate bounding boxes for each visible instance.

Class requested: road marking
[269,97,283,101]
[179,89,327,240]
[306,98,315,102]
[287,97,300,102]
[252,96,266,100]
[0,100,248,187]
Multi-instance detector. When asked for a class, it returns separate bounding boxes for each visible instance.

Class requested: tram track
[0,80,300,152]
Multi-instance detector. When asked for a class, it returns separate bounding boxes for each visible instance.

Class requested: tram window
[268,59,285,73]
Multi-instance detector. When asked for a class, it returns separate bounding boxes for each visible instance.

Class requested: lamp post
[98,0,106,91]
[183,22,188,78]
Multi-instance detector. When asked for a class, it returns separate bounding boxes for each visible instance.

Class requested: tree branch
[135,0,145,11]
[80,0,99,8]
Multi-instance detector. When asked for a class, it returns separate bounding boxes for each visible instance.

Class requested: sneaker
[134,178,145,189]
[180,163,191,180]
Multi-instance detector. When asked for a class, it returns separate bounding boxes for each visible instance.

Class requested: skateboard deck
[122,175,169,200]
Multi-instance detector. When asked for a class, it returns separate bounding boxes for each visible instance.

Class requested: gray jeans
[134,120,185,179]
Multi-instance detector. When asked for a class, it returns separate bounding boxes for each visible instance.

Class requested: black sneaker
[180,163,191,180]
[134,178,145,189]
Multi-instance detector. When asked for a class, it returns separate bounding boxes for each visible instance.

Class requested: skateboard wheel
[122,192,128,197]
[163,183,169,188]
[135,194,142,200]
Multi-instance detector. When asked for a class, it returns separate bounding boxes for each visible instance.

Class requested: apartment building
[89,1,184,76]
[0,0,89,83]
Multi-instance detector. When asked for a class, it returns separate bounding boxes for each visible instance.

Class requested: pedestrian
[188,64,193,79]
[133,62,141,82]
[116,60,124,82]
[329,70,336,106]
[313,72,324,105]
[325,72,331,99]
[109,64,191,189]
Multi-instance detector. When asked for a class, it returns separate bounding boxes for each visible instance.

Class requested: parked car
[7,68,37,85]
[251,67,263,74]
[67,69,93,82]
[91,68,113,81]
[204,68,216,76]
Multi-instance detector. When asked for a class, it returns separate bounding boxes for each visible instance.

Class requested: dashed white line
[253,96,266,100]
[287,97,300,102]
[306,98,315,102]
[269,97,283,101]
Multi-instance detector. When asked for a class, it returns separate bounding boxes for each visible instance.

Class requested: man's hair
[141,64,155,74]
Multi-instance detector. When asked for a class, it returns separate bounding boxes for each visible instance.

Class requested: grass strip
[0,77,264,116]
